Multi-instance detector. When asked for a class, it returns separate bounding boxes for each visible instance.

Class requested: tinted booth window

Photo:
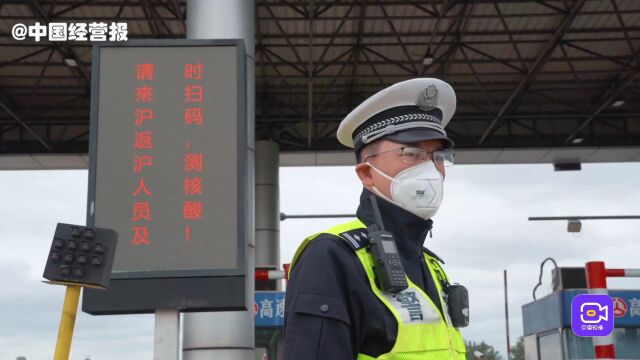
[538,331,562,359]
[565,328,640,359]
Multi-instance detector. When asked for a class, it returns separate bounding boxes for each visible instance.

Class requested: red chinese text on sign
[182,63,205,243]
[132,226,151,245]
[184,176,203,195]
[185,85,203,103]
[134,108,154,127]
[184,153,203,172]
[136,63,154,81]
[183,201,203,220]
[134,131,153,149]
[135,85,154,103]
[133,155,153,173]
[184,63,203,80]
[185,108,203,125]
[132,177,153,196]
[131,64,156,247]
[132,201,151,221]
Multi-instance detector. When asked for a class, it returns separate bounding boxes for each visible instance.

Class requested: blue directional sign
[254,291,285,327]
[562,290,640,327]
[523,289,640,336]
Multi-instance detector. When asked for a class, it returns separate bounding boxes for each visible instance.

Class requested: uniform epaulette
[336,228,370,251]
[423,247,445,264]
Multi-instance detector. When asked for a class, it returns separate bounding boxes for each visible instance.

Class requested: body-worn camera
[443,283,469,328]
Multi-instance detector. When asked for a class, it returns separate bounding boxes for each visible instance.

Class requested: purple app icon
[571,294,614,337]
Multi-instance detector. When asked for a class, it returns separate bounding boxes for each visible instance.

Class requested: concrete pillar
[183,1,255,360]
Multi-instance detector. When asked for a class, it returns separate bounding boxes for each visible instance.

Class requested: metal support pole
[255,141,281,358]
[183,1,256,360]
[255,140,280,280]
[585,261,616,359]
[154,309,179,360]
[503,270,511,360]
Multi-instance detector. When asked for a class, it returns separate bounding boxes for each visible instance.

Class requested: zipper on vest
[419,255,446,320]
[422,255,458,357]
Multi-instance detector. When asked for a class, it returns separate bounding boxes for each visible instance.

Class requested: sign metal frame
[83,39,249,315]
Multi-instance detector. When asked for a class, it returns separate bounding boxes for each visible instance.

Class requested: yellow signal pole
[54,285,81,360]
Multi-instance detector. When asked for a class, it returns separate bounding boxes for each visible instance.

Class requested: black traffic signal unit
[43,223,118,289]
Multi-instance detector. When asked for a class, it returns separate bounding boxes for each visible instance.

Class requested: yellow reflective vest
[290,219,466,360]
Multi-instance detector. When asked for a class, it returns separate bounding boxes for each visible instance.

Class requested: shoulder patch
[337,228,370,251]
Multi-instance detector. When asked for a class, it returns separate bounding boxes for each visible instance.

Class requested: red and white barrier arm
[255,269,286,281]
[606,268,640,277]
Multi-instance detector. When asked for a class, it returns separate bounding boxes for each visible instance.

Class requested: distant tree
[510,336,524,360]
[465,340,504,360]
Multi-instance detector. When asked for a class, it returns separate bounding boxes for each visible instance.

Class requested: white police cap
[337,78,456,152]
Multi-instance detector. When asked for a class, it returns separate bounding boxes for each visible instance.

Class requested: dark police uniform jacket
[283,188,447,359]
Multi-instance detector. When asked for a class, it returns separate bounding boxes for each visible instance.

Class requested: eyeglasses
[363,147,455,167]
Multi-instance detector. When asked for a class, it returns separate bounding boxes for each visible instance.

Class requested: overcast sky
[1,163,639,359]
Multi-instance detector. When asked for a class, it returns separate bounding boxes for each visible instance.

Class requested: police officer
[284,78,468,359]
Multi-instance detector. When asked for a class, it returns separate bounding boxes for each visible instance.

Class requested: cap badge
[417,85,438,111]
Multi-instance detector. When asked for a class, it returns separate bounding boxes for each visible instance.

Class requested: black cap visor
[382,128,455,149]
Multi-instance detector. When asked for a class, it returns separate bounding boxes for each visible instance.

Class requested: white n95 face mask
[367,160,444,220]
